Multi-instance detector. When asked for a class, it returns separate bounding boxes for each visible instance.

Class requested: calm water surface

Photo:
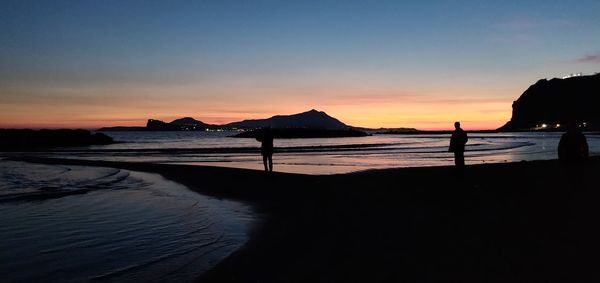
[12,131,600,174]
[0,160,255,282]
[1,131,598,281]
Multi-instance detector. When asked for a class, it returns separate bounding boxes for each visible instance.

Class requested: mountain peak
[170,117,208,126]
[225,109,349,129]
[300,109,332,116]
[101,109,354,131]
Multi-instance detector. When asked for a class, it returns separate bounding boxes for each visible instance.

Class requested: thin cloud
[495,17,576,31]
[489,33,538,44]
[320,93,421,106]
[318,93,509,107]
[575,54,600,64]
[490,17,577,44]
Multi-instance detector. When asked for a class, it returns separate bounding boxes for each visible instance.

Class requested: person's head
[454,122,461,130]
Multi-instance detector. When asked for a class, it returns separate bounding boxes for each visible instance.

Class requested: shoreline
[9,156,600,282]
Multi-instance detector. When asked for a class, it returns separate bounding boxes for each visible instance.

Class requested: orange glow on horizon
[0,107,510,131]
[0,83,515,131]
[0,105,511,131]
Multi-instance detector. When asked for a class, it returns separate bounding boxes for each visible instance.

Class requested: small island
[0,129,113,150]
[99,109,371,138]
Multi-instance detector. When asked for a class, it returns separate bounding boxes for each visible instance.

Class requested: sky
[1,0,599,130]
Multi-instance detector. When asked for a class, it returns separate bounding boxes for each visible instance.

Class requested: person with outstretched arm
[256,127,274,172]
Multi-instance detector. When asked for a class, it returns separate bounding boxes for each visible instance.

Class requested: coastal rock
[499,73,600,131]
[145,119,181,131]
[0,129,113,149]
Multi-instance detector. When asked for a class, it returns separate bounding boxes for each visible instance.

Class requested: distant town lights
[541,124,548,128]
[561,73,583,79]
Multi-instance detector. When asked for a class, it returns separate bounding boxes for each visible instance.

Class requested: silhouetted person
[256,127,274,172]
[449,122,468,170]
[558,123,589,189]
[558,123,588,165]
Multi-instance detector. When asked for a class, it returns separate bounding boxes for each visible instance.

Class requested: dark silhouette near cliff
[256,128,274,172]
[558,123,589,189]
[449,122,468,170]
[558,124,589,164]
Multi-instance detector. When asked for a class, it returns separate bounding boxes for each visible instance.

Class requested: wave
[10,141,534,156]
[0,187,93,203]
[0,162,147,203]
[0,163,254,282]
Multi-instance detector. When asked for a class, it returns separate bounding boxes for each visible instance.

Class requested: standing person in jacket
[449,121,468,170]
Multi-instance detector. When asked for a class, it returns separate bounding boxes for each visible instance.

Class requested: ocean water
[0,160,255,282]
[1,131,598,281]
[10,131,600,174]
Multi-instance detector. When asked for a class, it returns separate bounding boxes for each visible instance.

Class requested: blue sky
[1,0,599,129]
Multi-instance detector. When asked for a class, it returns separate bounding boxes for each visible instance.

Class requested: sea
[11,131,600,174]
[0,160,254,282]
[1,131,598,282]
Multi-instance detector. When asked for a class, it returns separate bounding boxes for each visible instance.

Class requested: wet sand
[13,156,600,282]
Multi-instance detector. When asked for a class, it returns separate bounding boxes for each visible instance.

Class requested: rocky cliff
[499,73,600,131]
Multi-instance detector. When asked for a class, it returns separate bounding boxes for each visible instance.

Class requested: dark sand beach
[13,156,600,282]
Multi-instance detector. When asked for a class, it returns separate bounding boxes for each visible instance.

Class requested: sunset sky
[1,0,599,130]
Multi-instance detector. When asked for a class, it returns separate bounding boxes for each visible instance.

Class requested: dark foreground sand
[13,156,600,282]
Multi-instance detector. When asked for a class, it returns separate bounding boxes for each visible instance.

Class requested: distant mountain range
[170,117,217,128]
[146,117,219,131]
[99,109,371,132]
[499,73,600,131]
[98,72,600,134]
[223,109,349,129]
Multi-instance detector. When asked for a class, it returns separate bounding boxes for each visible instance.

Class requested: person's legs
[262,155,268,171]
[454,152,465,180]
[268,155,273,172]
[454,152,465,167]
[454,152,465,178]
